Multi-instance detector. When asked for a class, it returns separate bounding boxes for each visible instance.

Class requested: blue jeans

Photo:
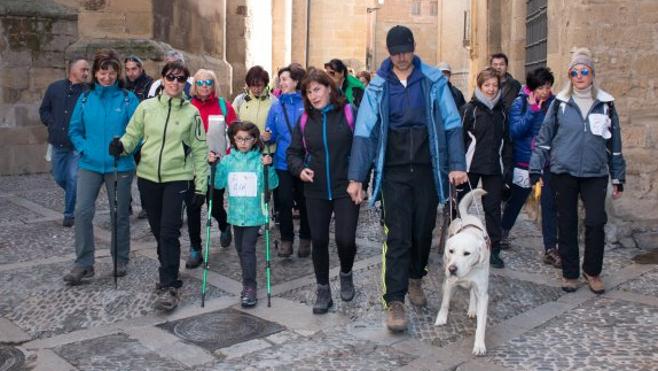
[74,169,133,268]
[501,171,557,250]
[51,146,80,218]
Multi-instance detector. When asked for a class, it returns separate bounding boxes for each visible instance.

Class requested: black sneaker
[185,248,203,269]
[62,216,74,228]
[116,261,128,277]
[500,229,511,250]
[490,253,505,269]
[220,226,232,248]
[313,284,333,314]
[154,287,180,311]
[241,286,257,308]
[340,271,355,302]
[63,266,94,285]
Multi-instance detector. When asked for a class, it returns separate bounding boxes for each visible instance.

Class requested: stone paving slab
[197,328,417,371]
[0,174,54,193]
[617,266,658,297]
[159,308,285,352]
[13,187,111,215]
[0,198,44,226]
[0,256,227,340]
[54,333,188,371]
[0,220,75,264]
[279,256,564,348]
[486,297,658,370]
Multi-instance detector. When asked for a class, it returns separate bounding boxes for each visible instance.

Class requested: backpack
[218,97,227,118]
[299,104,355,152]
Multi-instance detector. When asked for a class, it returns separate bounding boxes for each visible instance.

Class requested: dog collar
[450,223,491,250]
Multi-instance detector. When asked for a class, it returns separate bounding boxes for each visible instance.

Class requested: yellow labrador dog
[434,188,490,355]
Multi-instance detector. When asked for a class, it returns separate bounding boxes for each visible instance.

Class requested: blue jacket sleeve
[348,86,380,183]
[608,104,625,184]
[438,81,466,171]
[508,96,538,140]
[529,100,559,175]
[67,96,86,154]
[265,104,279,143]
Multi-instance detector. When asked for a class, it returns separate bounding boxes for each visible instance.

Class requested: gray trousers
[74,168,133,267]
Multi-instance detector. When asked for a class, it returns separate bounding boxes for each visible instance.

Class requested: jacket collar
[279,91,302,105]
[556,86,614,103]
[158,92,188,108]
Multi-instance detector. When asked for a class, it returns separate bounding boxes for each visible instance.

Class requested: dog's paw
[472,342,487,356]
[434,312,448,326]
[467,309,477,319]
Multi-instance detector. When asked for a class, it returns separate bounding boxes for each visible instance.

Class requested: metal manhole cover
[159,308,284,350]
[0,346,25,371]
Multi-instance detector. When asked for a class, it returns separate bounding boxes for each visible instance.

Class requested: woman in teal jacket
[65,49,139,285]
[212,121,278,308]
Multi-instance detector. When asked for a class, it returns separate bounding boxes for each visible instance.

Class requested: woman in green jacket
[109,61,209,311]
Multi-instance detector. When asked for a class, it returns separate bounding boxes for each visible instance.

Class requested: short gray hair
[164,50,185,64]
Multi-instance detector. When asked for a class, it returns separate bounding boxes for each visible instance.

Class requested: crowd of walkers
[40,25,625,330]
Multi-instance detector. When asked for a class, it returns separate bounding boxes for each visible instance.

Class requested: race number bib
[228,172,257,197]
[512,167,531,189]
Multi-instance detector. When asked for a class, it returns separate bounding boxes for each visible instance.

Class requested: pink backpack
[299,104,355,151]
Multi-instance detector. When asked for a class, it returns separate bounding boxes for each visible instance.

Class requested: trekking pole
[263,145,273,307]
[112,138,120,289]
[201,162,217,307]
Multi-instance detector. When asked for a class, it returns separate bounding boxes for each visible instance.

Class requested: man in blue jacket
[347,26,468,332]
[39,57,90,227]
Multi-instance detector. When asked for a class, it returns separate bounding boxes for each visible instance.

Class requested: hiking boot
[313,284,333,314]
[63,266,94,285]
[241,286,258,308]
[298,239,311,258]
[561,277,579,293]
[340,271,355,302]
[220,226,232,248]
[137,209,148,219]
[116,261,128,277]
[490,251,505,269]
[154,287,180,311]
[185,248,203,269]
[583,273,605,294]
[543,248,562,268]
[407,278,427,307]
[278,240,293,258]
[500,229,510,250]
[386,301,407,332]
[62,216,74,228]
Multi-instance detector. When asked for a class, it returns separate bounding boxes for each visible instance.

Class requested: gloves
[530,173,541,186]
[192,192,205,209]
[109,138,124,158]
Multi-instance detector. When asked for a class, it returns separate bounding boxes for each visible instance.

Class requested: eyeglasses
[164,74,187,83]
[195,79,214,87]
[234,136,256,144]
[570,68,590,78]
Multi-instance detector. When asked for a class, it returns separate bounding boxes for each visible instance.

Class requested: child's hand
[300,168,314,183]
[261,129,272,142]
[208,151,219,164]
[262,155,273,166]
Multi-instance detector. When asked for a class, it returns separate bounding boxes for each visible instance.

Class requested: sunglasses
[164,74,187,83]
[326,70,338,77]
[195,79,214,87]
[234,136,255,144]
[570,68,590,77]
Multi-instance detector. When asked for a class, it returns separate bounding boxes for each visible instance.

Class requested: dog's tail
[458,188,487,217]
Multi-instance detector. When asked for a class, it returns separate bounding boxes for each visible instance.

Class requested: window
[462,10,471,47]
[525,0,548,73]
[430,1,438,16]
[411,0,421,16]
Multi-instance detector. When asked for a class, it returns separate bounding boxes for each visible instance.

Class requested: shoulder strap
[279,102,294,135]
[300,112,309,151]
[218,97,227,117]
[343,104,355,131]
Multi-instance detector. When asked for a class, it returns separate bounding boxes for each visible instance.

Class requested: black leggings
[275,169,311,241]
[185,185,228,249]
[306,197,360,285]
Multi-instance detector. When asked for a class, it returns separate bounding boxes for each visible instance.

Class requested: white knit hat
[569,47,595,74]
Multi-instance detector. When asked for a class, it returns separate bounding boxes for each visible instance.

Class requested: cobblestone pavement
[0,174,656,371]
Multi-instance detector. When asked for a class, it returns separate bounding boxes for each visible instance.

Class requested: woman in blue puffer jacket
[65,49,139,285]
[500,67,560,268]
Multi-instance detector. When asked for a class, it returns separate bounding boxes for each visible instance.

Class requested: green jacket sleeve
[120,103,145,154]
[190,113,209,193]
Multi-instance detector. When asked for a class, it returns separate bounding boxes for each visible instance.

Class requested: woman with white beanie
[529,48,626,294]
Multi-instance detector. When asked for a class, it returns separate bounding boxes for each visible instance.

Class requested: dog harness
[449,222,491,250]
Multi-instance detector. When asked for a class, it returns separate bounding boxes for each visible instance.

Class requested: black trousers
[306,197,360,285]
[138,178,188,289]
[275,169,310,241]
[552,173,608,279]
[381,166,438,304]
[458,173,504,251]
[233,226,260,289]
[185,185,228,249]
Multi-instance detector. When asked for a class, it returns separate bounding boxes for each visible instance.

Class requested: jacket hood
[556,83,614,103]
[92,82,122,96]
[157,92,190,109]
[375,56,444,86]
[192,93,219,106]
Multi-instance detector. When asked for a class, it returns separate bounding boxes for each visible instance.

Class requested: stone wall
[435,0,471,95]
[0,0,78,175]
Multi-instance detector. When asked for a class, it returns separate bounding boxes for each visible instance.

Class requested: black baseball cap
[386,25,415,54]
